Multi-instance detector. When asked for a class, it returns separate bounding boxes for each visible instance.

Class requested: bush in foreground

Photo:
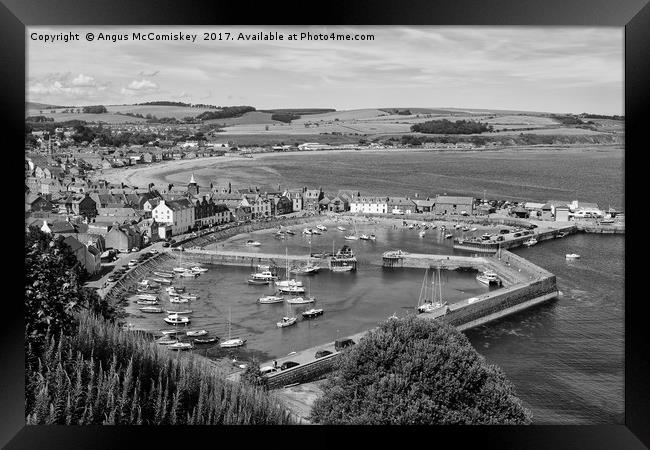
[311,316,532,424]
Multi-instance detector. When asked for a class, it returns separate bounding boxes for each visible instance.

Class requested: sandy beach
[95,144,619,190]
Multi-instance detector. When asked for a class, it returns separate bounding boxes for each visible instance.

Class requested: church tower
[187,173,199,195]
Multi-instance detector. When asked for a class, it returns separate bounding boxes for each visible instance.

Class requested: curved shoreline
[96,144,622,189]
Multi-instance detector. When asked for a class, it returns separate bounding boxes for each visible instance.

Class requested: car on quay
[315,350,333,359]
[107,276,117,283]
[513,232,522,237]
[162,242,170,248]
[260,366,278,376]
[280,361,299,371]
[335,338,356,351]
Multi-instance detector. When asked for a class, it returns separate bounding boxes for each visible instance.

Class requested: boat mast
[438,267,443,304]
[418,268,428,307]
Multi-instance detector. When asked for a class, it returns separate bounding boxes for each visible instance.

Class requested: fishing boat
[174,286,186,293]
[278,285,305,294]
[169,297,189,304]
[277,302,297,328]
[249,270,277,281]
[275,279,303,288]
[557,232,568,238]
[470,227,478,232]
[191,266,208,273]
[565,253,581,259]
[523,238,538,247]
[140,306,163,313]
[165,309,192,315]
[194,337,218,344]
[163,314,190,325]
[153,271,174,278]
[172,267,188,273]
[344,234,358,240]
[285,229,296,235]
[331,264,353,272]
[302,228,312,235]
[245,240,261,246]
[476,269,500,286]
[136,299,159,305]
[301,307,324,319]
[445,233,453,239]
[186,329,208,337]
[275,247,304,289]
[311,228,322,235]
[169,342,193,351]
[220,308,246,348]
[136,293,158,301]
[156,337,178,345]
[359,234,370,240]
[336,226,346,231]
[153,277,172,285]
[290,263,320,275]
[165,286,178,294]
[180,293,198,301]
[179,270,199,278]
[258,295,284,304]
[316,225,327,231]
[418,231,426,238]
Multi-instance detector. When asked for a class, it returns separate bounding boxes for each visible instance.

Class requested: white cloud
[71,73,96,87]
[126,79,158,91]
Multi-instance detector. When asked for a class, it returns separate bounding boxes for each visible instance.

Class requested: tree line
[411,119,493,134]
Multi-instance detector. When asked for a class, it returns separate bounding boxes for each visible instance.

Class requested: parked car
[496,236,505,242]
[499,229,510,234]
[335,338,355,351]
[162,242,170,248]
[513,232,522,237]
[131,247,139,252]
[128,260,138,267]
[107,276,117,283]
[260,366,278,376]
[315,350,333,359]
[280,361,299,371]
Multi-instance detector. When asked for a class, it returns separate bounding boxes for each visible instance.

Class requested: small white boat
[194,337,218,344]
[153,278,172,285]
[180,294,198,301]
[165,309,192,315]
[250,270,277,281]
[337,226,346,231]
[169,342,193,351]
[369,234,376,241]
[258,295,284,304]
[140,306,163,313]
[247,279,270,285]
[172,267,188,273]
[136,300,159,305]
[331,265,353,272]
[153,271,174,278]
[136,294,158,301]
[156,338,178,345]
[565,253,581,259]
[359,234,370,240]
[163,314,190,325]
[286,296,315,305]
[160,329,183,336]
[302,228,312,235]
[523,238,538,247]
[277,316,297,328]
[219,338,246,348]
[388,312,399,320]
[445,233,453,239]
[418,231,426,238]
[316,225,327,231]
[290,264,320,275]
[275,279,303,287]
[186,329,208,337]
[311,229,322,235]
[285,229,296,235]
[470,227,478,232]
[191,266,208,273]
[179,271,199,278]
[344,235,358,241]
[278,285,305,294]
[245,240,262,246]
[169,297,189,304]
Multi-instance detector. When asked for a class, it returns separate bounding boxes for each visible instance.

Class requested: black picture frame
[4,0,647,447]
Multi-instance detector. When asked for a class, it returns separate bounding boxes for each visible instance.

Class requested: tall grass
[25,311,294,425]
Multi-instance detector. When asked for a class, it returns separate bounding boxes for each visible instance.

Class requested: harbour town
[22,24,626,429]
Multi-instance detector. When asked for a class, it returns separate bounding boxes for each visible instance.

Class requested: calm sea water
[139,147,624,424]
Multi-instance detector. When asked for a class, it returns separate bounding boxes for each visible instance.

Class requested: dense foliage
[271,113,301,123]
[25,115,54,122]
[311,316,532,424]
[196,106,256,121]
[411,119,493,134]
[552,115,584,125]
[580,113,624,120]
[25,313,293,425]
[25,227,117,351]
[261,108,335,115]
[82,105,108,114]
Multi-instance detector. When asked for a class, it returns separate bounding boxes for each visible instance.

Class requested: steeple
[189,173,196,184]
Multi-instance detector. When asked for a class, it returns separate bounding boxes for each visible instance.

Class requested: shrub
[311,315,532,424]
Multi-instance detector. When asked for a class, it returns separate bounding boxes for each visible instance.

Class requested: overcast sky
[27,26,623,115]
